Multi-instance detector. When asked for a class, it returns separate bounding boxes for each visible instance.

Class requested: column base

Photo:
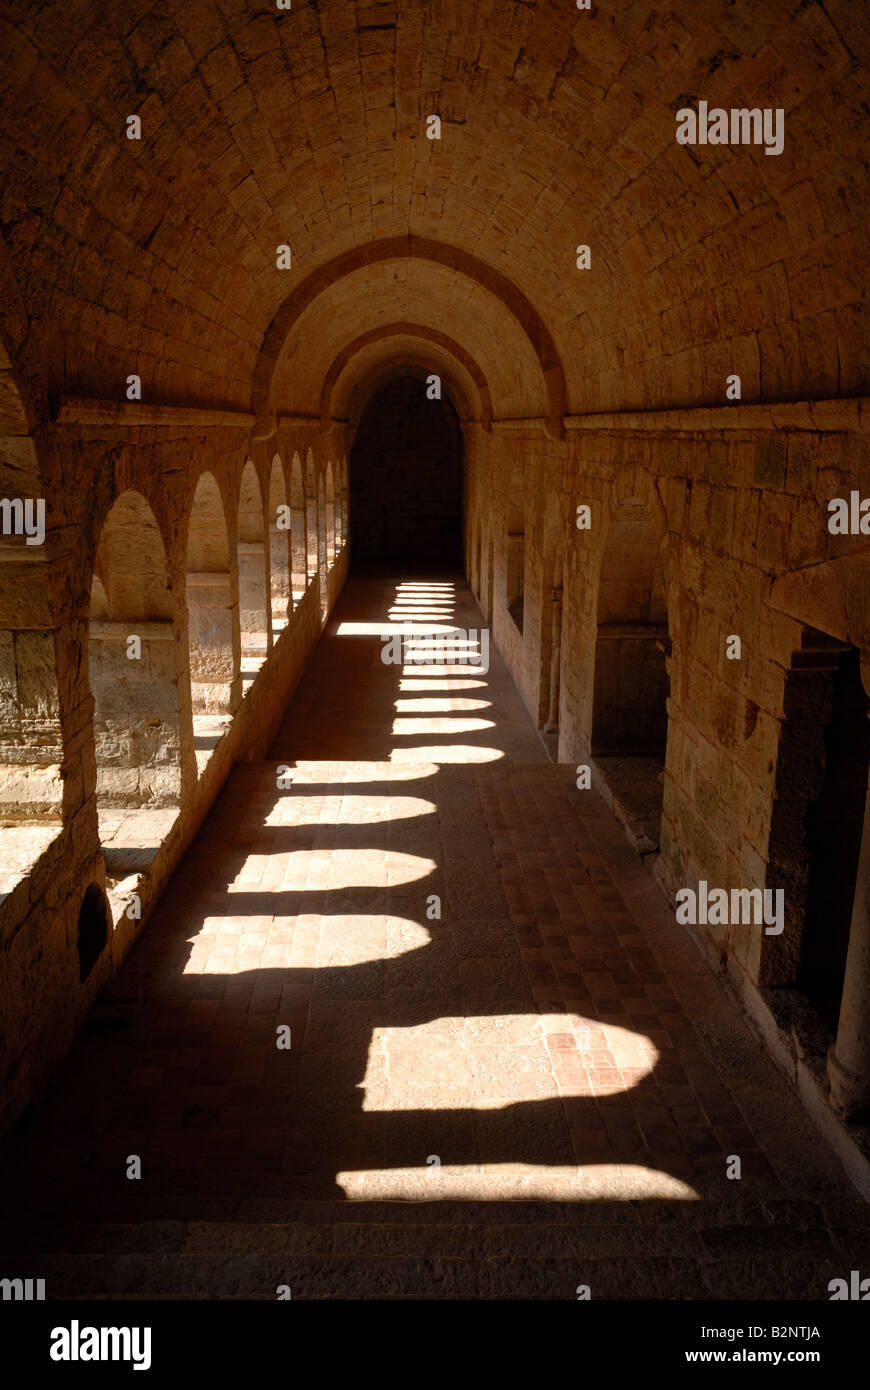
[827,1044,870,1123]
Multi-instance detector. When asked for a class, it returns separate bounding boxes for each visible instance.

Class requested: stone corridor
[1,0,869,1308]
[1,572,867,1299]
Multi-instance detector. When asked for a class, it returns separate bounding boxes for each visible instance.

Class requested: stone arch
[0,350,64,821]
[254,236,567,439]
[237,459,269,670]
[269,454,291,634]
[185,471,240,767]
[320,323,494,430]
[289,451,307,600]
[342,355,473,437]
[89,489,181,809]
[305,448,318,582]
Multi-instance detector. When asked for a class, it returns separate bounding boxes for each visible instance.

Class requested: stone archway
[89,489,181,810]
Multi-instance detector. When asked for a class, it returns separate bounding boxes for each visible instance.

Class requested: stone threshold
[590,755,664,857]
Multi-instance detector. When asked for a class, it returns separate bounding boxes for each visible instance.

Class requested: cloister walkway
[0,572,866,1299]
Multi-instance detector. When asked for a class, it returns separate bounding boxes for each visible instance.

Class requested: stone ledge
[0,821,63,908]
[561,396,869,435]
[53,398,256,430]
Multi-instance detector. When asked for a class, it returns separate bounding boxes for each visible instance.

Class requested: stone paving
[0,571,866,1297]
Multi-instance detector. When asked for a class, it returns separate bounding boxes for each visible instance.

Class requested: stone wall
[466,404,870,1037]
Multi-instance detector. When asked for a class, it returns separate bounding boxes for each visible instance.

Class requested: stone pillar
[237,541,269,656]
[186,573,240,714]
[269,522,291,629]
[89,620,181,807]
[543,587,562,735]
[828,769,870,1122]
[291,515,307,600]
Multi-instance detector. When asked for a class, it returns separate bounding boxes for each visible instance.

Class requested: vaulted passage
[1,0,869,1305]
[0,572,864,1297]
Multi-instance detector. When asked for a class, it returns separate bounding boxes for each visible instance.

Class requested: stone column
[186,573,241,714]
[237,540,269,657]
[268,522,291,630]
[543,587,562,735]
[828,769,870,1122]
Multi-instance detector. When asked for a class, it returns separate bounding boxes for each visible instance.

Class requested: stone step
[0,1247,858,1300]
[6,1195,870,1239]
[7,1188,870,1222]
[7,1215,851,1257]
[3,1198,869,1300]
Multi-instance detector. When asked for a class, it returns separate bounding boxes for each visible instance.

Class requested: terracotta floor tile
[0,571,858,1269]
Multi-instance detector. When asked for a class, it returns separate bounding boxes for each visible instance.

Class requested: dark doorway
[77,884,109,981]
[589,500,670,853]
[349,371,463,565]
[796,641,869,1030]
[767,629,870,1032]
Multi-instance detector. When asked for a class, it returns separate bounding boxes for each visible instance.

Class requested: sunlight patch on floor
[336,1168,700,1200]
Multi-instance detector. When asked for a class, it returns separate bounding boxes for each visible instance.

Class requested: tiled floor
[0,571,864,1297]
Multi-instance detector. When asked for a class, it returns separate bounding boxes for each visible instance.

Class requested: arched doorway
[349,370,463,566]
